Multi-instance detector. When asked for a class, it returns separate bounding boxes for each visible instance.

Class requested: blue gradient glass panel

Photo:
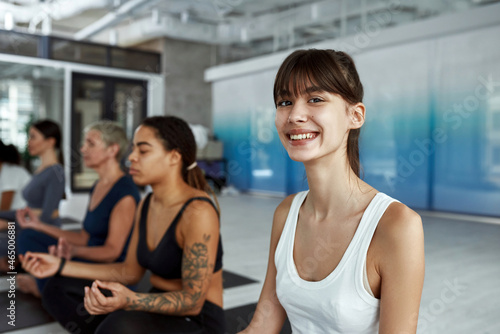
[432,26,500,216]
[356,41,432,210]
[248,105,287,194]
[213,70,289,194]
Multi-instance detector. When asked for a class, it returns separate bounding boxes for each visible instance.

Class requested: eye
[277,100,292,107]
[308,97,323,103]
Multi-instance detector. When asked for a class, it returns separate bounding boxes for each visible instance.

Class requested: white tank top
[275,191,398,334]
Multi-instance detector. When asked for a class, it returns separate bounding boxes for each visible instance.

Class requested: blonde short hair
[84,121,129,162]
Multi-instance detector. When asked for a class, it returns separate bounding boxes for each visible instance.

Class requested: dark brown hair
[141,116,219,210]
[0,140,21,165]
[273,49,364,177]
[32,119,64,165]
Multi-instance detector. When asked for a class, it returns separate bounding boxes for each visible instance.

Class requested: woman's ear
[167,149,183,166]
[46,137,56,148]
[349,103,366,129]
[107,143,120,160]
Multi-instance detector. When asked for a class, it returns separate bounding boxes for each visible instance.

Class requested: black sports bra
[136,193,223,279]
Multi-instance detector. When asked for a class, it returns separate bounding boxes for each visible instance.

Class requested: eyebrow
[133,142,153,147]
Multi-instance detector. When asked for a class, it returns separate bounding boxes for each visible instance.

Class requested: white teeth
[290,133,315,140]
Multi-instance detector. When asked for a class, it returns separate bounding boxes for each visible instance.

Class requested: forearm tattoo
[126,234,214,315]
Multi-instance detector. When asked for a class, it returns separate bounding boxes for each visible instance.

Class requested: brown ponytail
[142,116,220,212]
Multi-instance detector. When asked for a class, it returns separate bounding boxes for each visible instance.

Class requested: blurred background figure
[15,121,140,297]
[0,119,65,272]
[0,140,31,211]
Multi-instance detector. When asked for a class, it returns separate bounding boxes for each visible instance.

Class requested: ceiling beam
[89,0,413,46]
[73,0,162,41]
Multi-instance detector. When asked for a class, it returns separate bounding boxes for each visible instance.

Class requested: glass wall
[0,62,63,171]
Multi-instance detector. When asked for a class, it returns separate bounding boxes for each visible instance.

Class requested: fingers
[57,238,72,260]
[48,245,56,256]
[94,280,114,291]
[84,282,114,315]
[26,208,37,219]
[21,252,39,273]
[15,209,26,227]
[84,286,103,314]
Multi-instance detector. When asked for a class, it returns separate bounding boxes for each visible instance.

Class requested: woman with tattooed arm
[21,116,225,334]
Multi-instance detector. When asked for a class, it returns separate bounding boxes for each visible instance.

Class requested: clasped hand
[48,237,74,260]
[19,252,60,278]
[16,208,42,229]
[20,252,133,315]
[84,280,133,315]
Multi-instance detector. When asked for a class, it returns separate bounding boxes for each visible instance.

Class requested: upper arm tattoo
[126,234,214,315]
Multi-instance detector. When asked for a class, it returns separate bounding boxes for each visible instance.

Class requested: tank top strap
[354,193,400,291]
[139,193,153,234]
[275,191,308,262]
[356,193,399,257]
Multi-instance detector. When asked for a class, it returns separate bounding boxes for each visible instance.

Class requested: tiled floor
[1,193,500,333]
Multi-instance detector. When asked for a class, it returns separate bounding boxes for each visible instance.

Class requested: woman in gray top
[0,120,65,270]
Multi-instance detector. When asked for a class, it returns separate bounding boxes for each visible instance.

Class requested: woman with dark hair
[0,140,31,211]
[239,49,425,334]
[15,121,140,297]
[0,119,65,227]
[22,116,225,334]
[0,119,65,271]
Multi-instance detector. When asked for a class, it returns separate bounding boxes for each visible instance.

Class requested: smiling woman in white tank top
[238,49,425,334]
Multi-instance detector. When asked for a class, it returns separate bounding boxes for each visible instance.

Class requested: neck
[38,149,59,169]
[93,160,124,185]
[303,153,372,220]
[150,173,192,207]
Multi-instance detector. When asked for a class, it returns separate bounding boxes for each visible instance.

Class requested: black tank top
[136,193,223,279]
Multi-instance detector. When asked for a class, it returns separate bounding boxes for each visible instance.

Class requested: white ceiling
[0,0,499,62]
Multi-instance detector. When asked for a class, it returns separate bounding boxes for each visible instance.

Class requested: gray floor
[4,193,500,333]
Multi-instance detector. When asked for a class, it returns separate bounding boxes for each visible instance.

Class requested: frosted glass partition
[357,40,432,210]
[213,70,300,195]
[432,26,500,216]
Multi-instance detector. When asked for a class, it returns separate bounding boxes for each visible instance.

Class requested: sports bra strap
[177,197,219,218]
[140,193,218,224]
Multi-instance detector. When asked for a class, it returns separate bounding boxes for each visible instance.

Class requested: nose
[288,101,308,123]
[128,149,137,162]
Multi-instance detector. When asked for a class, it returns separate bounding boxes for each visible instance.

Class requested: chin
[286,150,316,163]
[130,175,147,186]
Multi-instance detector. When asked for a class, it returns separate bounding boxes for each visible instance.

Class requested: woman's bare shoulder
[375,201,424,257]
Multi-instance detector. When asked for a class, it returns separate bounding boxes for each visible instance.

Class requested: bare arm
[71,196,137,262]
[378,204,425,334]
[124,200,220,316]
[0,191,14,210]
[239,195,294,334]
[22,198,147,285]
[36,223,89,246]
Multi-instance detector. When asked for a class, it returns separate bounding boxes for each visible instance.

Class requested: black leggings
[42,276,226,334]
